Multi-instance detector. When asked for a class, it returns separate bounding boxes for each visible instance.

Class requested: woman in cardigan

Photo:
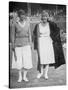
[33,10,65,79]
[11,10,33,82]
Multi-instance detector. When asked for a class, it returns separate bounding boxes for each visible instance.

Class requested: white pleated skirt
[38,36,55,64]
[12,45,33,70]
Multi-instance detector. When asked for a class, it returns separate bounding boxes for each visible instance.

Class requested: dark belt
[16,36,29,38]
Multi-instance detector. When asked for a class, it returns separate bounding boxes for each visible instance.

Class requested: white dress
[38,23,55,64]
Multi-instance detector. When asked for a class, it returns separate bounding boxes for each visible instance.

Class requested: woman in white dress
[33,10,65,79]
[11,10,33,82]
[37,11,55,79]
[33,11,55,79]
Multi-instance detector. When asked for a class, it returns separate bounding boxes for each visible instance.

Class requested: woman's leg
[23,69,29,82]
[22,45,32,82]
[44,64,49,79]
[37,65,43,79]
[15,47,23,82]
[17,69,22,82]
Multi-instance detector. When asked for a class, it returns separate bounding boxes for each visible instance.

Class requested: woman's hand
[12,43,15,51]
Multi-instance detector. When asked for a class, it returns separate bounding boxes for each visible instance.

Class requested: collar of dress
[18,21,26,28]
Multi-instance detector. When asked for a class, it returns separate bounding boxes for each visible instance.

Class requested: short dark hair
[18,9,25,17]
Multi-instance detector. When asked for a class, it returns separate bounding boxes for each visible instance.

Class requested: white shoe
[37,73,43,79]
[17,77,22,82]
[23,77,29,82]
[44,75,48,80]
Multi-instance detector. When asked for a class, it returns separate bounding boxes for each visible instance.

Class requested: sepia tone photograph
[9,1,66,88]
